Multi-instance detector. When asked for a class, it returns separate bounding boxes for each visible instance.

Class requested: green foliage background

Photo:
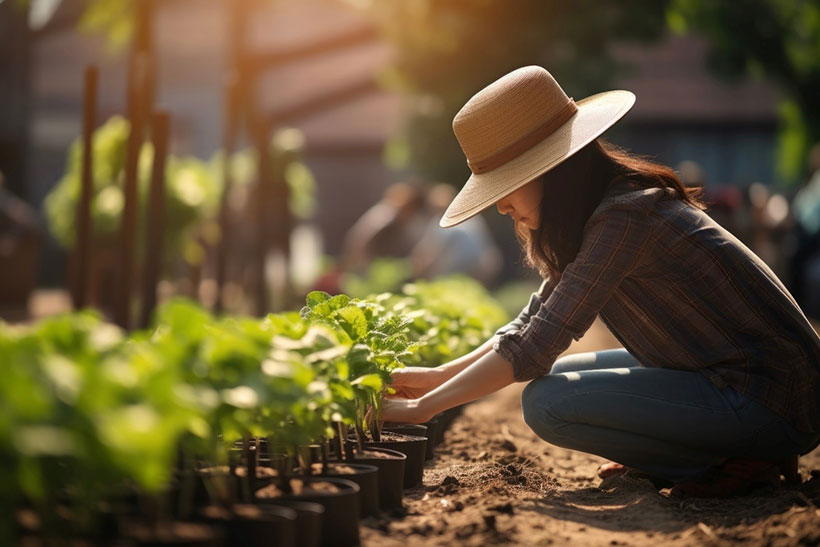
[364,0,672,183]
[364,0,820,184]
[666,0,820,182]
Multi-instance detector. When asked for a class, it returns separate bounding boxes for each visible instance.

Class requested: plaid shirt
[495,179,820,434]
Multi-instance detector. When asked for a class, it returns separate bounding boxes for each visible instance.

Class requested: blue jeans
[521,349,820,483]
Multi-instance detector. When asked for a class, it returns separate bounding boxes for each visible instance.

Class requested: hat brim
[440,90,636,228]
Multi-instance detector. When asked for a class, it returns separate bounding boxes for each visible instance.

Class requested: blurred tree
[667,0,820,183]
[361,0,673,183]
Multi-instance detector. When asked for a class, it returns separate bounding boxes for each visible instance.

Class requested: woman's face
[496,178,542,230]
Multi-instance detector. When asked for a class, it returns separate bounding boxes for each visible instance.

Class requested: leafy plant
[381,275,509,366]
[300,291,416,444]
[44,116,220,262]
[0,274,507,542]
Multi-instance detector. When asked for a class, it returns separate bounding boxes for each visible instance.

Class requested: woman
[380,66,820,497]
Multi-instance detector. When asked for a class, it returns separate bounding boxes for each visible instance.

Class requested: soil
[359,318,820,546]
[357,431,426,443]
[201,504,266,520]
[352,449,404,460]
[123,521,220,544]
[256,479,342,498]
[200,465,277,478]
[310,463,361,475]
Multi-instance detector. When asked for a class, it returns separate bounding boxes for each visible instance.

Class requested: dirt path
[360,319,820,546]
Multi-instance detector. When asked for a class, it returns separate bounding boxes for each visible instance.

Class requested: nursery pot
[312,462,380,518]
[194,467,243,507]
[198,504,296,547]
[383,422,437,460]
[256,476,360,547]
[123,520,223,547]
[333,447,406,510]
[349,432,426,488]
[438,404,465,437]
[262,500,324,547]
[422,418,441,458]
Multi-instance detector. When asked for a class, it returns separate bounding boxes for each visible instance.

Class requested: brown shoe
[779,454,801,485]
[597,462,675,489]
[597,462,629,479]
[670,458,781,498]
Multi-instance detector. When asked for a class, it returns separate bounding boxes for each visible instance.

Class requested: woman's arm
[381,349,517,424]
[388,336,497,399]
[437,335,498,379]
[387,280,553,401]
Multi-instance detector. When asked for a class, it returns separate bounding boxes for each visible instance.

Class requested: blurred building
[611,35,779,187]
[22,0,779,284]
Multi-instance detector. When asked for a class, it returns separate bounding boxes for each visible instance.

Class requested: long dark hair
[517,139,705,280]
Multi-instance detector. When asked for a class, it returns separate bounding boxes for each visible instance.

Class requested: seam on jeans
[538,388,740,422]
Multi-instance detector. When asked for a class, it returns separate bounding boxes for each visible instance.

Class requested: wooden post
[116,0,155,329]
[215,77,239,314]
[253,121,271,317]
[138,112,170,329]
[271,157,293,311]
[74,66,97,310]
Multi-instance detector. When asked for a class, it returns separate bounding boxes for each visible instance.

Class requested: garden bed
[361,320,820,547]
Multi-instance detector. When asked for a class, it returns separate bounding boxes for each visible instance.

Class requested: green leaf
[351,374,383,391]
[306,291,331,308]
[336,305,368,341]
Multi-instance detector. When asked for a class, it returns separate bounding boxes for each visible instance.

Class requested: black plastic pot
[261,500,324,547]
[197,504,296,547]
[383,422,436,460]
[315,462,379,518]
[350,432,427,488]
[382,423,427,438]
[123,520,223,546]
[423,418,441,458]
[256,476,360,547]
[436,404,465,443]
[335,447,406,510]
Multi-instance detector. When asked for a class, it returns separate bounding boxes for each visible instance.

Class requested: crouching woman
[380,66,820,497]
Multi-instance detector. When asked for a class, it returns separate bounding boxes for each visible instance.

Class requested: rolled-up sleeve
[495,207,651,381]
[494,278,558,337]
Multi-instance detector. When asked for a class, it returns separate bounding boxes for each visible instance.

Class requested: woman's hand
[387,366,448,399]
[380,397,434,424]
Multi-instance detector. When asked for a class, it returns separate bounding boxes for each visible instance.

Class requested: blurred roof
[32,2,780,157]
[612,34,779,124]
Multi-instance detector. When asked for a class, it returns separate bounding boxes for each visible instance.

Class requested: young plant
[300,291,416,445]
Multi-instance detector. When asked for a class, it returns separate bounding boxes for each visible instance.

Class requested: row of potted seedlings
[1,276,508,546]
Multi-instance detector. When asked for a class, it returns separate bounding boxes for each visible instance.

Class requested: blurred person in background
[790,143,820,318]
[381,66,820,499]
[409,183,502,285]
[678,160,743,239]
[745,182,793,282]
[676,160,706,190]
[340,180,428,274]
[704,184,744,239]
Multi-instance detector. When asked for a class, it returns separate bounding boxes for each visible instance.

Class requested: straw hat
[440,66,635,228]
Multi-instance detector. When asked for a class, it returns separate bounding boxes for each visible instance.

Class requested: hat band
[467,98,578,175]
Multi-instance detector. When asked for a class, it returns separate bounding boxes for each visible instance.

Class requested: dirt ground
[360,319,820,546]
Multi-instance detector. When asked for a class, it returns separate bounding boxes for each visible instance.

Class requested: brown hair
[517,139,705,280]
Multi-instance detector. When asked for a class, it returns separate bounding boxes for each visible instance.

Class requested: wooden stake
[215,77,239,314]
[116,0,155,329]
[74,66,97,310]
[253,122,271,317]
[138,112,169,329]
